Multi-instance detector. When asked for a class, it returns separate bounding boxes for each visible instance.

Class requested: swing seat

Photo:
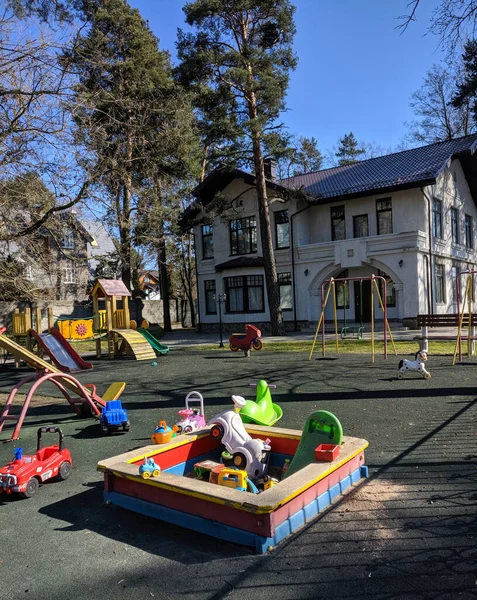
[341,325,364,340]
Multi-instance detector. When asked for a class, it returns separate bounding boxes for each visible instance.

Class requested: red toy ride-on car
[0,426,72,498]
[229,325,262,353]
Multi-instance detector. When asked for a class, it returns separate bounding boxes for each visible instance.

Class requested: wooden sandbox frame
[97,425,368,553]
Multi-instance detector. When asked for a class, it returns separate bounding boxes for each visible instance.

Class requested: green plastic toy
[239,380,283,426]
[282,410,343,479]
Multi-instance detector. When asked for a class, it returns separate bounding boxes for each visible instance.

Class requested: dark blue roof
[280,135,477,202]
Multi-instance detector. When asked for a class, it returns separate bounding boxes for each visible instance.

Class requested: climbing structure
[91,279,156,361]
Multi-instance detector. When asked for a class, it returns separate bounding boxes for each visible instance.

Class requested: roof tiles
[280,135,477,201]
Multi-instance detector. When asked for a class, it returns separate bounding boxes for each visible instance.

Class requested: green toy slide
[137,328,170,356]
[239,380,283,426]
[283,410,343,479]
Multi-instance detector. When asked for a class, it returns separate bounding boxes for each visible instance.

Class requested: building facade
[184,136,477,331]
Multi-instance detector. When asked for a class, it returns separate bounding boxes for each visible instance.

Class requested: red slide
[29,328,93,373]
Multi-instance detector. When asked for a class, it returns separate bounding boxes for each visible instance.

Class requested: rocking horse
[398,350,431,380]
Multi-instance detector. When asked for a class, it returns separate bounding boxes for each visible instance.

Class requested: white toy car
[208,395,271,479]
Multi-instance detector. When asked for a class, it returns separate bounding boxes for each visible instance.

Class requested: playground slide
[137,328,170,355]
[111,328,157,361]
[0,328,99,402]
[29,328,93,373]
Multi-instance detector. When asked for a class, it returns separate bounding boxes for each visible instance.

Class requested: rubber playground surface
[0,347,476,600]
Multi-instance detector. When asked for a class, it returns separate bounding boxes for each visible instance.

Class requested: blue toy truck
[100,400,130,435]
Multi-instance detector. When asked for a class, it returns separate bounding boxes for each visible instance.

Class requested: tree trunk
[239,17,284,336]
[184,233,196,327]
[157,229,171,332]
[247,104,284,335]
[120,183,131,291]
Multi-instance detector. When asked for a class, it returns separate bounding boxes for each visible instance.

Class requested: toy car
[0,427,72,498]
[229,324,262,352]
[139,457,160,479]
[174,391,206,434]
[216,467,260,494]
[100,400,130,435]
[208,395,271,479]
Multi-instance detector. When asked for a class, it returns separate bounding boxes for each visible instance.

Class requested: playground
[0,344,475,600]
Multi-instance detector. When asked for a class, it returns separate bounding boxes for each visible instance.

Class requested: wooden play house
[91,279,156,361]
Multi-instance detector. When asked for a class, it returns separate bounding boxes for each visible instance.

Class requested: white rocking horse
[398,350,431,380]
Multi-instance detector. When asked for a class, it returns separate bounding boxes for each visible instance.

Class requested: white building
[183,135,477,331]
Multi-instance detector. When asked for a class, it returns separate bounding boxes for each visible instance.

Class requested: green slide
[283,410,343,479]
[137,328,170,356]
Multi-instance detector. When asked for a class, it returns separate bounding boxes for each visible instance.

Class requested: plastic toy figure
[239,380,283,426]
[398,350,431,379]
[208,395,271,479]
[99,400,130,435]
[139,457,160,479]
[174,391,206,434]
[229,325,262,354]
[0,427,72,498]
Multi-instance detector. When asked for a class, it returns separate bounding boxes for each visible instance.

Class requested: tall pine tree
[66,0,194,291]
[177,0,297,335]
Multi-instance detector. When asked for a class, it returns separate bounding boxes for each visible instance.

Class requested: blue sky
[128,0,445,155]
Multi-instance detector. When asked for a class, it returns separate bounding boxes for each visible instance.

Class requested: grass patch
[188,339,457,355]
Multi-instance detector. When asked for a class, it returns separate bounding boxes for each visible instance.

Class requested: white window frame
[63,262,77,284]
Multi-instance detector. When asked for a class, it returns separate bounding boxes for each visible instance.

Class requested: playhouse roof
[91,279,131,298]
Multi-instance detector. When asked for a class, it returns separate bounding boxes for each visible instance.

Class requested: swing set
[453,269,477,365]
[308,274,397,363]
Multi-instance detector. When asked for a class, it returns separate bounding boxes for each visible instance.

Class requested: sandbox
[97,425,368,553]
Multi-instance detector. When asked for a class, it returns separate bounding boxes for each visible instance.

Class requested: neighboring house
[14,215,116,302]
[138,270,161,299]
[81,220,118,280]
[182,134,477,331]
[16,215,92,301]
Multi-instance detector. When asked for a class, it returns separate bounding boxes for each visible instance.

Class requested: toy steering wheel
[178,409,194,417]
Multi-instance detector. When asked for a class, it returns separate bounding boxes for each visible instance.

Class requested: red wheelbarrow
[229,325,262,353]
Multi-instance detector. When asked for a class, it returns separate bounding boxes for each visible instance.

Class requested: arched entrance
[308,262,403,324]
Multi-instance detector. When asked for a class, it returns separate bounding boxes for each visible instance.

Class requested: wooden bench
[414,314,477,350]
[416,314,477,327]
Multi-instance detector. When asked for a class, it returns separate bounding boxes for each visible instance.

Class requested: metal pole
[218,296,224,348]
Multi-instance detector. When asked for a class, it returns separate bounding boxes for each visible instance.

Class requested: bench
[414,314,477,351]
[416,314,477,327]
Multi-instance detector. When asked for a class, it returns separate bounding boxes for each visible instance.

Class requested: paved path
[161,325,460,347]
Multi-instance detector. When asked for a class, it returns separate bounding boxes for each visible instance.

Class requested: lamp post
[214,293,226,348]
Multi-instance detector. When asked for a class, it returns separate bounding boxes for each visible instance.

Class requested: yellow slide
[111,328,157,361]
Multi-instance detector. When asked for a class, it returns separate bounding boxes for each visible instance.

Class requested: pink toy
[174,391,206,434]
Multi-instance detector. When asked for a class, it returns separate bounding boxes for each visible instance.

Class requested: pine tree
[177,0,297,335]
[292,136,324,176]
[453,40,477,123]
[65,0,195,292]
[335,132,365,166]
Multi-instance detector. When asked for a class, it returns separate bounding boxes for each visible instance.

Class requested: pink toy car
[174,391,206,434]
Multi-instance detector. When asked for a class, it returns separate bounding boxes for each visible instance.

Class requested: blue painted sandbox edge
[104,465,368,553]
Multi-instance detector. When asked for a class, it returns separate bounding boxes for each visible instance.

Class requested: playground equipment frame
[453,269,477,365]
[308,274,397,362]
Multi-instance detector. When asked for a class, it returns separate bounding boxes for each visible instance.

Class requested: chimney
[263,157,277,181]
